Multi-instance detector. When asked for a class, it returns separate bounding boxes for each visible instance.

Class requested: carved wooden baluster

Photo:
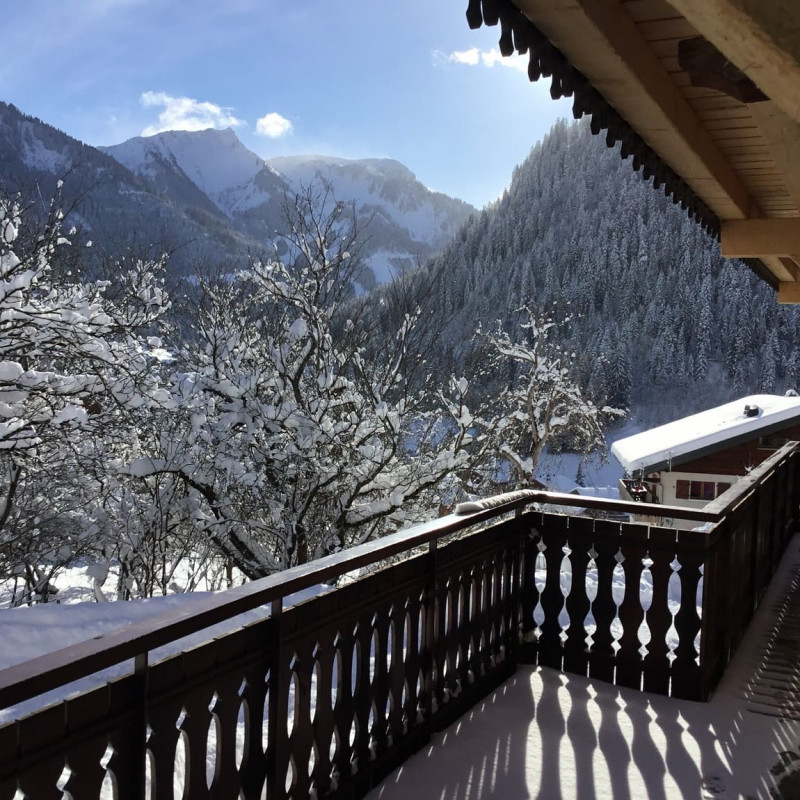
[537,514,568,669]
[476,557,494,676]
[466,566,482,681]
[180,682,215,798]
[773,464,789,563]
[588,520,620,683]
[145,658,185,800]
[442,574,460,702]
[16,756,64,800]
[352,615,374,776]
[290,644,316,800]
[741,496,758,629]
[207,668,244,795]
[236,667,268,800]
[615,526,649,690]
[456,570,473,688]
[403,593,423,729]
[387,601,407,745]
[430,574,448,715]
[43,687,107,797]
[727,505,752,654]
[63,732,108,796]
[642,527,677,695]
[698,523,728,699]
[450,573,465,696]
[331,626,356,788]
[266,637,293,800]
[670,530,704,700]
[519,521,542,662]
[501,541,518,663]
[371,606,391,761]
[226,621,274,798]
[16,705,67,800]
[562,517,593,676]
[310,635,335,797]
[485,555,500,665]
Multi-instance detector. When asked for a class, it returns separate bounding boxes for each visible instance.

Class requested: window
[675,479,731,501]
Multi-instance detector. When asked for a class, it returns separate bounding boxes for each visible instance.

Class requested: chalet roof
[611,393,800,474]
[468,0,800,300]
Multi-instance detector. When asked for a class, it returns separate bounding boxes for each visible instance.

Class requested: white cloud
[447,47,528,74]
[255,112,293,138]
[140,91,245,136]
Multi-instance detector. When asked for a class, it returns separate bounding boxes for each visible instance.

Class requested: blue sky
[2,0,572,208]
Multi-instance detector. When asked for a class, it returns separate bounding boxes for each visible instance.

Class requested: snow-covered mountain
[102,128,289,218]
[0,102,475,289]
[0,102,264,279]
[269,154,474,283]
[102,130,475,287]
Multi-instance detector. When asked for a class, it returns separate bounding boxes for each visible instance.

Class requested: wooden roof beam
[778,277,800,304]
[721,219,800,257]
[747,102,800,212]
[664,0,800,127]
[514,0,754,221]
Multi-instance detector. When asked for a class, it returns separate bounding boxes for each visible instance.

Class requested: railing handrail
[0,490,533,710]
[2,442,796,712]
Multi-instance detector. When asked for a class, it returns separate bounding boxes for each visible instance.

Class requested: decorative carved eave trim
[466,0,778,290]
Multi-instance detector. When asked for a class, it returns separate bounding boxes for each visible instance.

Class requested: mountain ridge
[0,102,475,288]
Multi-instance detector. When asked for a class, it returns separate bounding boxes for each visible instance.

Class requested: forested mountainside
[422,119,800,426]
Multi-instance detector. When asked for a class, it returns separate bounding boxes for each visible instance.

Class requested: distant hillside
[420,119,800,427]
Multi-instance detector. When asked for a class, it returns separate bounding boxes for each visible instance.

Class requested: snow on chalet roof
[611,394,800,474]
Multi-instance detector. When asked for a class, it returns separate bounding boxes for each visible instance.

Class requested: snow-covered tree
[479,308,622,487]
[0,192,171,601]
[131,189,480,578]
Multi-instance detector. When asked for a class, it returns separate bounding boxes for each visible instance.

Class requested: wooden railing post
[670,530,704,700]
[266,598,284,800]
[133,653,148,800]
[507,512,523,669]
[423,539,438,734]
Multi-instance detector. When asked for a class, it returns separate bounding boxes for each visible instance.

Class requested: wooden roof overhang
[467,0,800,301]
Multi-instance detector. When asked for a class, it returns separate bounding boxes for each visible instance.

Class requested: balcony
[1,443,798,799]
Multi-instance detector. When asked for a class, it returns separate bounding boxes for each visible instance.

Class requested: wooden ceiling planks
[622,0,682,24]
[628,0,799,243]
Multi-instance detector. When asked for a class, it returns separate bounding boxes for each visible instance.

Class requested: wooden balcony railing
[1,442,798,799]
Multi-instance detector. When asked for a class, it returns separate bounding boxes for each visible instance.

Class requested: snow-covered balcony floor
[369,536,800,800]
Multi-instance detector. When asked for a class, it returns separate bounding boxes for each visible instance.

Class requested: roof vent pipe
[744,404,760,417]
